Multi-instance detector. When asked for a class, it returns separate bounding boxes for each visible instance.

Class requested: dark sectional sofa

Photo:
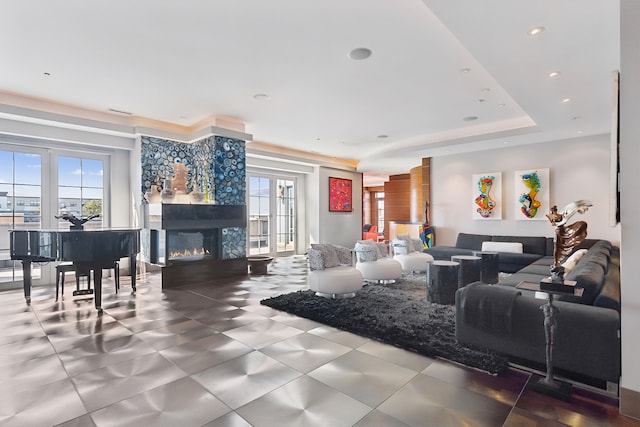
[426,233,621,387]
[424,232,554,273]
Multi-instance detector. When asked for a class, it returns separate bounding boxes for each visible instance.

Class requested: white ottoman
[308,266,363,298]
[356,258,403,282]
[394,252,435,273]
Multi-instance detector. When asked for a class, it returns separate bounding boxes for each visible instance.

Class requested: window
[375,192,385,233]
[58,157,104,228]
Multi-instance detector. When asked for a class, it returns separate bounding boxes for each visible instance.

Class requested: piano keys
[10,228,140,312]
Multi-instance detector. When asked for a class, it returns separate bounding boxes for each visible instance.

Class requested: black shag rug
[261,275,509,374]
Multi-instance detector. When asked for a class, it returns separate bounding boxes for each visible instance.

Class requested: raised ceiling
[0,0,619,181]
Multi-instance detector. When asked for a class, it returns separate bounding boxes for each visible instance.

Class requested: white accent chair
[308,266,363,298]
[307,245,363,298]
[392,237,434,273]
[353,240,403,283]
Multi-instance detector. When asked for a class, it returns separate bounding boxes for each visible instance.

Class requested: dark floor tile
[422,360,530,406]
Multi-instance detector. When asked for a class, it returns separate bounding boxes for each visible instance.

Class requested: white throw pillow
[481,241,524,254]
[561,248,588,273]
[392,239,408,256]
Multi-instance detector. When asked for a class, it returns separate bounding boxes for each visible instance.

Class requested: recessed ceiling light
[460,67,472,73]
[562,98,572,103]
[463,116,478,121]
[377,135,388,139]
[477,99,485,103]
[572,116,582,120]
[548,71,560,78]
[577,130,584,134]
[527,26,545,36]
[498,103,506,108]
[349,48,372,60]
[503,141,510,144]
[43,72,51,76]
[253,93,271,101]
[480,88,491,93]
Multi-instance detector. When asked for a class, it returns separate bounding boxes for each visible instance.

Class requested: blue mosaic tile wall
[140,135,246,259]
[213,136,246,205]
[222,227,247,259]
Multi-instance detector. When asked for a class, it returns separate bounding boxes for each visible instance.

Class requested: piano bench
[56,263,91,301]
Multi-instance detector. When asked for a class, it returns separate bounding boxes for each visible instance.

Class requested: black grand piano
[10,228,140,312]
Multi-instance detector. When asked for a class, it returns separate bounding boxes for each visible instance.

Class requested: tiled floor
[0,256,637,426]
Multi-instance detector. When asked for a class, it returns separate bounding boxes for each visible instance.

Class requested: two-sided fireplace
[145,204,247,287]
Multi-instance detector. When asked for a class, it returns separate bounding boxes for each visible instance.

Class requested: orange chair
[363,225,384,242]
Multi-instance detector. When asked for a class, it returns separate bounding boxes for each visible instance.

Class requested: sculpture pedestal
[516,281,584,401]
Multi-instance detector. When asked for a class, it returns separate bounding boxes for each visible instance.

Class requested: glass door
[248,176,271,255]
[0,148,49,288]
[275,179,295,255]
[248,174,297,256]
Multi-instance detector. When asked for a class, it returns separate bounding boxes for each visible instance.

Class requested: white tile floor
[0,256,633,426]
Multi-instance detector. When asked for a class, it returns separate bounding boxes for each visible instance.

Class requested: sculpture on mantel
[545,200,592,283]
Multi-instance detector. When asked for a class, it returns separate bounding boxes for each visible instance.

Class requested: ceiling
[0,0,619,184]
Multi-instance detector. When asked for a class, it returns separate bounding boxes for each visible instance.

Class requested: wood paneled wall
[383,174,411,240]
[367,158,431,240]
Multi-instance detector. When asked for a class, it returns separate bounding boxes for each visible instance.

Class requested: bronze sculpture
[545,200,592,282]
[55,213,100,230]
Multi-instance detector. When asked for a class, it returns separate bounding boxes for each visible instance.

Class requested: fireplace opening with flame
[167,230,218,261]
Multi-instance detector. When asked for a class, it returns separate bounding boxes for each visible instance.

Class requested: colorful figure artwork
[474,175,496,218]
[519,171,541,218]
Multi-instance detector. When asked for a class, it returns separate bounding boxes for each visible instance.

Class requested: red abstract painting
[329,177,352,212]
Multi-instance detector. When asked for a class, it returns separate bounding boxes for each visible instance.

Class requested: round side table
[472,250,500,284]
[451,255,482,288]
[426,260,459,305]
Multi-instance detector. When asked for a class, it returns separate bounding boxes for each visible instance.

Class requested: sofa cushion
[491,235,548,255]
[330,244,352,265]
[561,249,588,273]
[499,272,548,287]
[354,242,378,262]
[356,240,387,259]
[456,233,491,250]
[311,243,340,268]
[563,260,606,305]
[530,256,554,267]
[410,238,424,253]
[307,248,325,271]
[374,242,389,259]
[424,246,475,260]
[517,263,551,276]
[481,241,523,254]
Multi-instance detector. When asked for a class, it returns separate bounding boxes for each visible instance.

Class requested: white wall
[306,166,362,249]
[431,134,621,247]
[620,0,640,415]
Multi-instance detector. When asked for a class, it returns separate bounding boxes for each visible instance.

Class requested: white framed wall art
[471,172,502,220]
[514,168,550,221]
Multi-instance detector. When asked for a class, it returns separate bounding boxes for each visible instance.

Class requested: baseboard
[620,387,640,420]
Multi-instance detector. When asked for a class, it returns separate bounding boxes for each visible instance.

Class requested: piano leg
[93,268,103,313]
[21,260,32,304]
[130,255,137,293]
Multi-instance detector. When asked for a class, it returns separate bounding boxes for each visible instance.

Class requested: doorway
[247,175,296,256]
